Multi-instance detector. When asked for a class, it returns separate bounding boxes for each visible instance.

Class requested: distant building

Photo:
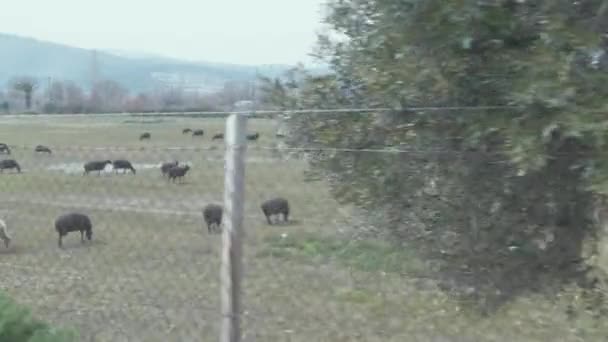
[233,100,254,111]
[149,72,224,94]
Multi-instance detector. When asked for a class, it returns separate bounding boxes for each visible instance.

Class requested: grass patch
[3,115,608,341]
[259,232,427,276]
[122,119,168,124]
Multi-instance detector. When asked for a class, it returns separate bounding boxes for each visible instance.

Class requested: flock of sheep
[140,127,261,142]
[0,127,291,250]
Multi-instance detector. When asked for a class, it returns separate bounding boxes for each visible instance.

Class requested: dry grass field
[0,115,607,341]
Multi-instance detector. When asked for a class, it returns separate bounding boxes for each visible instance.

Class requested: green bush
[0,293,77,342]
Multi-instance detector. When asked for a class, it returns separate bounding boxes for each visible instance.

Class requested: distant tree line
[0,76,257,114]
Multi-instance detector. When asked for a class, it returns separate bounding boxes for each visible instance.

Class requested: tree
[159,85,185,111]
[262,0,608,313]
[63,81,85,114]
[0,90,8,113]
[87,79,128,113]
[214,80,256,109]
[11,76,38,110]
[43,81,66,113]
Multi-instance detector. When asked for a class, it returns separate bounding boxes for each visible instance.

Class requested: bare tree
[160,85,185,111]
[43,81,66,113]
[47,81,65,105]
[64,81,85,113]
[88,79,129,113]
[10,76,38,110]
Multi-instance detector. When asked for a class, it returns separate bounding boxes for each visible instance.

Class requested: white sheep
[0,218,11,248]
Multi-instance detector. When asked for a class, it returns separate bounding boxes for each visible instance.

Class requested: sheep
[212,133,224,140]
[112,159,136,174]
[0,143,10,155]
[0,218,11,248]
[35,145,52,154]
[160,160,179,177]
[83,160,112,176]
[55,212,93,248]
[0,159,21,173]
[167,165,190,183]
[192,129,204,137]
[140,132,151,140]
[247,132,260,141]
[183,128,192,134]
[261,197,290,225]
[202,204,223,234]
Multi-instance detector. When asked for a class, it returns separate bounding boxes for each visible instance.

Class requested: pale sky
[0,0,327,66]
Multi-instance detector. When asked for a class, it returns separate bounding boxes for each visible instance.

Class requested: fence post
[220,113,248,342]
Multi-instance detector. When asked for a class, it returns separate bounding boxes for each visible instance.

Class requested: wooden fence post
[220,113,248,342]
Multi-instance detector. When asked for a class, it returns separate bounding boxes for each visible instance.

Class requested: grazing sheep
[247,132,260,141]
[55,212,93,248]
[167,165,190,183]
[35,145,52,154]
[261,197,290,225]
[212,133,224,140]
[112,159,136,174]
[83,160,112,176]
[183,128,192,134]
[203,204,223,234]
[140,132,151,140]
[0,159,21,173]
[160,160,179,177]
[192,129,204,137]
[0,218,11,248]
[0,143,10,155]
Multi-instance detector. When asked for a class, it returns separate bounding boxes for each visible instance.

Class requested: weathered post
[220,113,248,342]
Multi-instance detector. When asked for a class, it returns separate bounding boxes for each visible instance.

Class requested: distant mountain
[0,33,317,94]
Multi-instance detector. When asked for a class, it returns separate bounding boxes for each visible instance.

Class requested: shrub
[0,292,77,342]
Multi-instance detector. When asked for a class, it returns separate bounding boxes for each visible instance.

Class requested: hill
[0,33,301,93]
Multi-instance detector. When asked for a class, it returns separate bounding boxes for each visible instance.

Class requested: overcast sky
[0,0,327,65]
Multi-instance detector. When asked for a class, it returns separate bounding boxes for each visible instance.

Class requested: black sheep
[183,128,192,134]
[0,159,21,173]
[167,165,190,183]
[202,203,223,234]
[35,145,52,154]
[140,132,151,140]
[192,129,204,137]
[112,159,136,174]
[83,160,112,176]
[55,212,93,248]
[247,132,260,141]
[261,197,290,225]
[0,143,10,155]
[212,133,224,140]
[160,160,179,177]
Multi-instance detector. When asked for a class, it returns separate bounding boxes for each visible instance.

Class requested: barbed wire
[0,105,527,119]
[0,142,600,159]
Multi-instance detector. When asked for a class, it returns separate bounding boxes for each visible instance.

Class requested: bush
[0,292,77,342]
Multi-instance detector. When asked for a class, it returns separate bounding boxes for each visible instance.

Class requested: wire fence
[0,104,524,118]
[1,110,607,342]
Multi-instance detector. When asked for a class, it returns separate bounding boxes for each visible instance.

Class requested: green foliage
[260,0,608,313]
[260,232,426,275]
[0,292,77,342]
